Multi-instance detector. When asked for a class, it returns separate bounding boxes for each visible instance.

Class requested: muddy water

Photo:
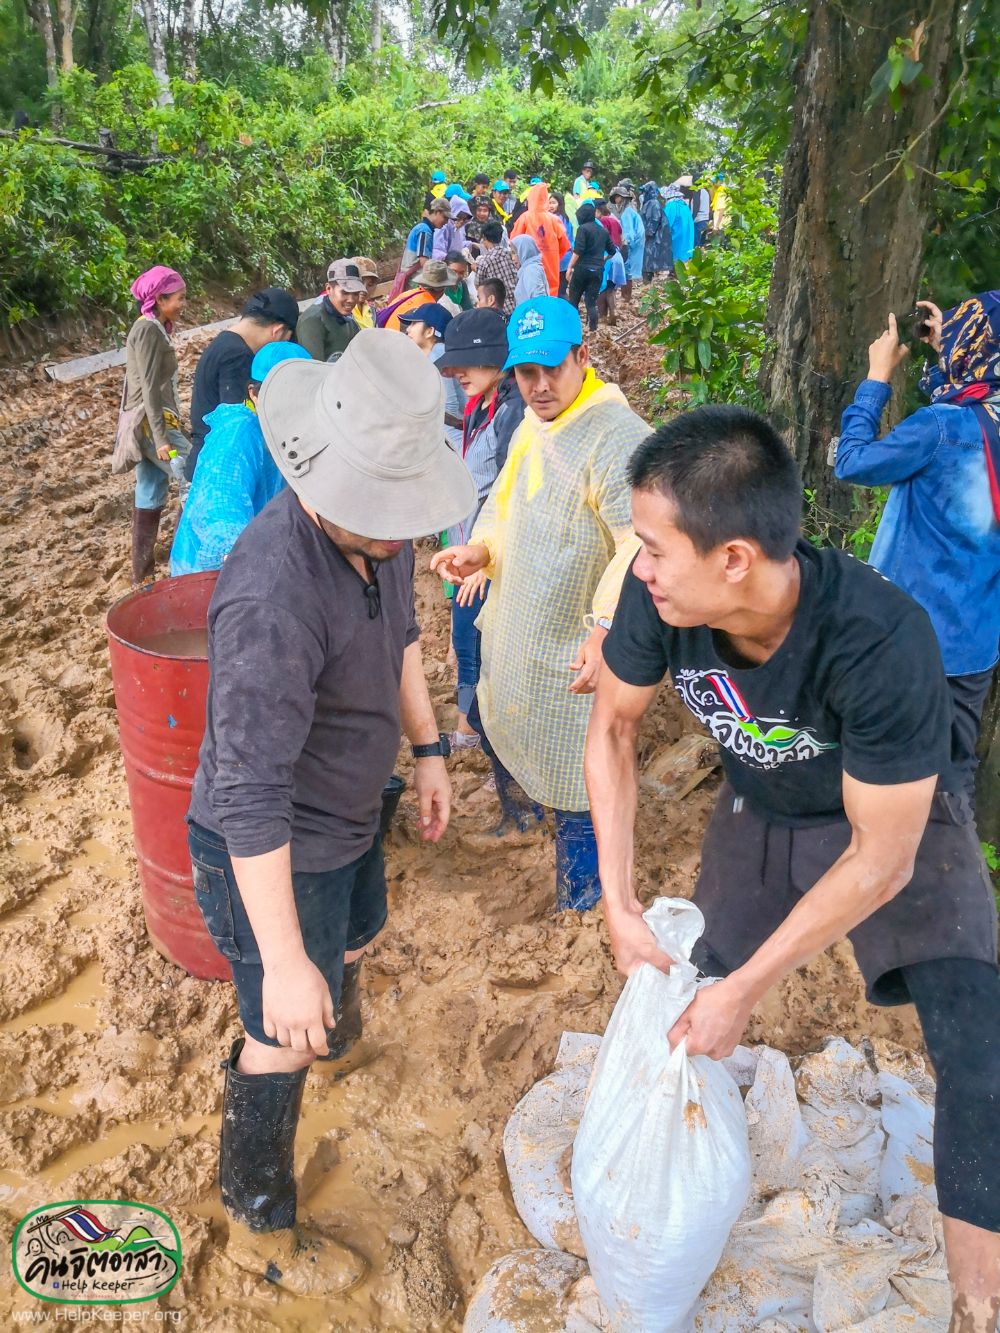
[132,627,209,658]
[0,335,928,1330]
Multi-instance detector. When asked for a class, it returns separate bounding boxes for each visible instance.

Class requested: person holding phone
[835,294,1000,802]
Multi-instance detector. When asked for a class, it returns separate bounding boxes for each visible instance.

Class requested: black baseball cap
[435,308,509,371]
[241,286,300,332]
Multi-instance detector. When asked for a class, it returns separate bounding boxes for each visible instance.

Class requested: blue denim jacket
[836,379,1000,675]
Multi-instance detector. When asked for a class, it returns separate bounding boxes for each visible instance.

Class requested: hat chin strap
[276,432,329,478]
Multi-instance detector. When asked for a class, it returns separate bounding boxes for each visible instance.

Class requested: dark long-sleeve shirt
[188,489,419,872]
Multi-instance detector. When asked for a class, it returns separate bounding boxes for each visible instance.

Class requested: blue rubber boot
[492,757,545,833]
[554,810,602,912]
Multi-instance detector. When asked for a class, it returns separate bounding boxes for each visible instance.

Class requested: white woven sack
[571,896,751,1332]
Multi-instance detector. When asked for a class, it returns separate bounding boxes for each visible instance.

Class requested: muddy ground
[0,320,924,1330]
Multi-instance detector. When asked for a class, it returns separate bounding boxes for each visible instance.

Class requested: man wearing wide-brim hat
[187,328,475,1297]
[378,258,460,333]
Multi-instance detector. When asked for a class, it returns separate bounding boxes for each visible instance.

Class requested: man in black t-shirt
[585,406,999,1328]
[186,287,299,480]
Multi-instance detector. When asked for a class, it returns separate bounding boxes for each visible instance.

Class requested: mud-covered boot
[130,505,163,585]
[554,810,602,912]
[318,959,363,1062]
[465,758,545,847]
[219,1039,366,1297]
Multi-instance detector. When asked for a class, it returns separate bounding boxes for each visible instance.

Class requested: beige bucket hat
[257,327,476,540]
[414,259,460,290]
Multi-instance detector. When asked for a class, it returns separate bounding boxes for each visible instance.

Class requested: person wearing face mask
[429,296,648,911]
[433,309,527,750]
[296,260,366,362]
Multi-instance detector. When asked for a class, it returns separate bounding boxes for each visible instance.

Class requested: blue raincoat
[619,204,645,281]
[170,403,286,576]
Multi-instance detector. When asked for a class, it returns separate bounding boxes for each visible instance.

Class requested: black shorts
[188,822,387,1046]
[693,785,998,1006]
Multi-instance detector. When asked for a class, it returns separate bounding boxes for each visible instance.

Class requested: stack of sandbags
[467,1027,949,1332]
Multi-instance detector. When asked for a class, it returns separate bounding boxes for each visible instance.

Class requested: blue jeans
[135,426,191,510]
[468,694,601,912]
[451,583,489,717]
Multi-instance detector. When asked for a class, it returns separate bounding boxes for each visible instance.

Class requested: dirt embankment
[0,322,923,1330]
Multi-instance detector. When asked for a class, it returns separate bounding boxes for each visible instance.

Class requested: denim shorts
[187,821,388,1046]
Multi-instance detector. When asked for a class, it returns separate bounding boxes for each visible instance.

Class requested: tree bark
[761,1,960,527]
[370,0,381,54]
[56,0,78,70]
[27,0,59,87]
[139,0,173,105]
[180,0,197,80]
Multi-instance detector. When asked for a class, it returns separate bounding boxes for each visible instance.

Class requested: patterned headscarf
[130,266,185,332]
[921,291,1000,519]
[920,291,1000,408]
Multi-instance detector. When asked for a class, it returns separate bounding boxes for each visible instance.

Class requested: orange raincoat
[510,183,570,297]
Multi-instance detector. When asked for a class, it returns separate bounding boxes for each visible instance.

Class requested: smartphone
[894,308,931,342]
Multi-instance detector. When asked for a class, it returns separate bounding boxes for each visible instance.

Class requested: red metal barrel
[106,572,230,982]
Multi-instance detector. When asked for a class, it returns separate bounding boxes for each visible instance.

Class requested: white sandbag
[878,1069,936,1213]
[462,1249,586,1333]
[744,1045,814,1203]
[571,897,752,1333]
[795,1038,884,1225]
[503,1031,600,1257]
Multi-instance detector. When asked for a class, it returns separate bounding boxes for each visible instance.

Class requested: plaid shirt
[476,244,520,317]
[472,372,648,809]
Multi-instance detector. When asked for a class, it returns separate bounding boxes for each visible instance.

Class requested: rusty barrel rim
[106,570,219,657]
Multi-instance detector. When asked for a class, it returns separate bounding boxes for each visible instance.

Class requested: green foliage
[803,486,889,560]
[0,55,684,325]
[641,168,777,410]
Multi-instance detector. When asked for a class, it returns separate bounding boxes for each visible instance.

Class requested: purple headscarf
[130,266,186,332]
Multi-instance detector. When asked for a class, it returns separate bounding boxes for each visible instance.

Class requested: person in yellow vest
[350,257,380,330]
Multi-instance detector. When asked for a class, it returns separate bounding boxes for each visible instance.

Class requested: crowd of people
[115,162,998,1327]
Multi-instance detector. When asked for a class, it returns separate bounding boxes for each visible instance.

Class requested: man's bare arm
[585,665,671,973]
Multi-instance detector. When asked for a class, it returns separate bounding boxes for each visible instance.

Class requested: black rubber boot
[318,960,363,1062]
[219,1037,305,1230]
[130,505,163,586]
[218,1039,365,1295]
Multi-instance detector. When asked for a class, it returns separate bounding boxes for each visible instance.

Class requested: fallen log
[0,127,164,166]
[44,300,316,384]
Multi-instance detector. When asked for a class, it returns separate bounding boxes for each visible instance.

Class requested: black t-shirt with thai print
[603,540,954,825]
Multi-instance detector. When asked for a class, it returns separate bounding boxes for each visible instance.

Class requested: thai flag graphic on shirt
[707,672,754,724]
[54,1207,118,1243]
[672,668,839,770]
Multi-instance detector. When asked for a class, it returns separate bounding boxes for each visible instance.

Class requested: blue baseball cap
[398,301,453,340]
[444,184,473,201]
[250,340,312,382]
[505,297,583,370]
[431,170,447,183]
[529,176,543,184]
[492,179,507,192]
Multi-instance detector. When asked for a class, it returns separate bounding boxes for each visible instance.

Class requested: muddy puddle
[0,337,927,1329]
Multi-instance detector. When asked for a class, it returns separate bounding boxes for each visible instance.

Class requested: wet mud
[0,331,924,1328]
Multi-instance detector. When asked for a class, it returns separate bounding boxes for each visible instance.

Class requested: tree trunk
[180,0,197,80]
[56,0,77,70]
[761,2,960,527]
[28,0,59,87]
[139,0,173,106]
[370,0,381,54]
[976,675,1000,844]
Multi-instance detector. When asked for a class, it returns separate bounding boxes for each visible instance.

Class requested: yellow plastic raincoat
[472,370,649,810]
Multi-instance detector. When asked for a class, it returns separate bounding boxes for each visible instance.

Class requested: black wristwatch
[412,732,452,760]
